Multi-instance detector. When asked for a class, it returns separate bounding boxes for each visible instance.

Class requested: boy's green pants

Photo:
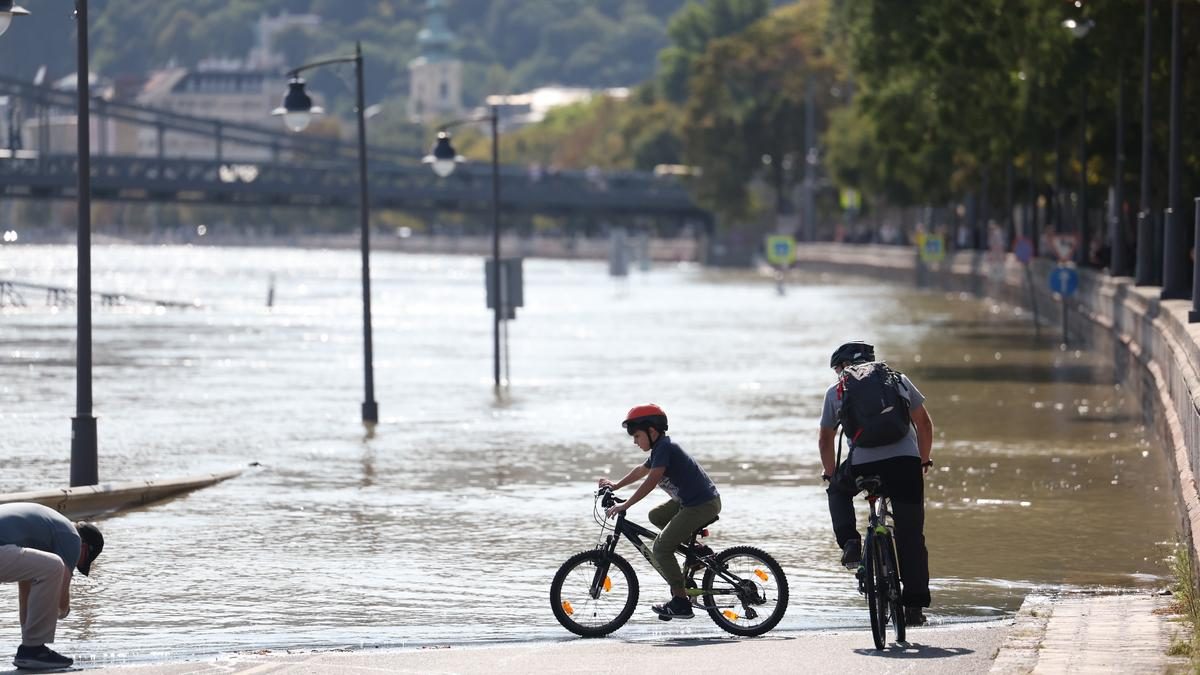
[647,496,721,590]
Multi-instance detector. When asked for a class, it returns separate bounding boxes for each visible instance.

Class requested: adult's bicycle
[549,486,788,637]
[854,474,905,649]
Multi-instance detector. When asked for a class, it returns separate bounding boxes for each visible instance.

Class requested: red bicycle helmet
[622,404,668,435]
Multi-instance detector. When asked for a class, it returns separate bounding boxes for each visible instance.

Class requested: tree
[682,1,836,219]
[657,0,769,102]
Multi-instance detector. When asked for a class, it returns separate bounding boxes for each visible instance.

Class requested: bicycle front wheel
[864,536,886,650]
[880,534,906,643]
[700,545,789,637]
[549,549,639,637]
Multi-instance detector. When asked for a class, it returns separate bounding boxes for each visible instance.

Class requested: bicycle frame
[589,509,739,601]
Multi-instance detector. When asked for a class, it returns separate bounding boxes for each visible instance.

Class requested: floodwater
[0,245,1179,664]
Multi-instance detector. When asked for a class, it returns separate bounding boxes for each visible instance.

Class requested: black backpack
[836,361,912,448]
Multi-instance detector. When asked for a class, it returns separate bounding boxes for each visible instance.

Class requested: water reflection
[0,247,1179,662]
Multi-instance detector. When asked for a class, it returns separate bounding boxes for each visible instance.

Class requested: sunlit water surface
[0,245,1178,663]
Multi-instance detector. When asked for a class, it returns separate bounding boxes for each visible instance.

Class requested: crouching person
[0,503,104,670]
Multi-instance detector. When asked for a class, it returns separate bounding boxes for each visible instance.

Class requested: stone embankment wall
[795,243,1200,572]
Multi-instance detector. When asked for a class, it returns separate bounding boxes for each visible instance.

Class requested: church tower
[408,0,463,123]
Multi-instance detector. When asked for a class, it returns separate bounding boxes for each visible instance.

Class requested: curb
[0,467,249,519]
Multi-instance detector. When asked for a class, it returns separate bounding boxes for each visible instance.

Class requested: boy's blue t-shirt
[642,435,720,507]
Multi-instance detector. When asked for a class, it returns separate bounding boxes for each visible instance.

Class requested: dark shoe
[13,644,73,670]
[651,596,695,621]
[840,538,862,568]
[904,606,928,626]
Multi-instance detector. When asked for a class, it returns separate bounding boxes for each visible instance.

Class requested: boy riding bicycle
[598,404,721,620]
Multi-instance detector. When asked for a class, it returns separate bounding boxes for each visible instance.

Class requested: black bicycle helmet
[829,341,875,369]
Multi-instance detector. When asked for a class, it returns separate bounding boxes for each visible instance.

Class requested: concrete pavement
[64,621,1009,674]
[990,591,1191,674]
[2,590,1187,673]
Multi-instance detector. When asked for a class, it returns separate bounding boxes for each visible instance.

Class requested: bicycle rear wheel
[700,545,789,637]
[880,534,906,643]
[550,549,639,637]
[864,535,886,650]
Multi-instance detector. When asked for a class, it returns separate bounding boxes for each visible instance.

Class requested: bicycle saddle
[854,475,883,493]
[691,515,720,536]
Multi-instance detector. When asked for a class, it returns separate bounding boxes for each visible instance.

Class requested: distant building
[16,73,129,156]
[408,0,463,123]
[129,12,324,160]
[135,67,281,160]
[485,86,630,132]
[15,12,325,161]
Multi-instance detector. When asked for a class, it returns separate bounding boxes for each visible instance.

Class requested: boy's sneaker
[651,596,695,621]
[840,539,862,568]
[903,606,928,626]
[13,644,73,670]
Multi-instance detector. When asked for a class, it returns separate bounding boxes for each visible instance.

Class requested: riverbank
[792,243,1200,579]
[791,242,1200,672]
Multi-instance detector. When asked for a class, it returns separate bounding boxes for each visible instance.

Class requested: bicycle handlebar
[596,485,625,508]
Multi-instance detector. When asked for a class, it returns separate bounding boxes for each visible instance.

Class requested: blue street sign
[918,233,945,263]
[1048,266,1079,297]
[765,235,796,266]
[1014,237,1033,264]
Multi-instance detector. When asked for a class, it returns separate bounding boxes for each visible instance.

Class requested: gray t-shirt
[0,503,81,573]
[819,371,926,465]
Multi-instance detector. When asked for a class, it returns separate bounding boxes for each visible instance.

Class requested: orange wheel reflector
[723,610,740,621]
[562,600,574,616]
[754,569,769,581]
[603,576,612,592]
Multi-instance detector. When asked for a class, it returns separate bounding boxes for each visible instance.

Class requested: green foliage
[657,0,769,102]
[682,1,835,219]
[1170,541,1200,667]
[455,88,683,172]
[0,1,688,104]
[824,0,1200,212]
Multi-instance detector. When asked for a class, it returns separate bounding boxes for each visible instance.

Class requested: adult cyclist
[819,341,934,626]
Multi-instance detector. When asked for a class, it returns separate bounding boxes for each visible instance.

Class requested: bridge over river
[0,74,708,224]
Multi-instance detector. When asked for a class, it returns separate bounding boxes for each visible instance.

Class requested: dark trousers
[827,455,931,608]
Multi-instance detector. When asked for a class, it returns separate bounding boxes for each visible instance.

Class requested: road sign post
[1013,236,1039,338]
[918,233,946,264]
[1049,264,1079,346]
[765,235,796,295]
[765,235,796,267]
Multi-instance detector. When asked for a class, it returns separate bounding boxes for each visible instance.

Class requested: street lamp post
[0,1,29,37]
[275,42,378,423]
[1161,0,1190,300]
[2,0,99,485]
[1062,16,1093,266]
[423,106,503,388]
[1135,0,1157,287]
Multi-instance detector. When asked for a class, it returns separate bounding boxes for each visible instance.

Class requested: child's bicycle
[854,474,906,649]
[549,486,788,637]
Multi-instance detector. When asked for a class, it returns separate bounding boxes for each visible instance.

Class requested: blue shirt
[0,503,81,573]
[642,435,720,507]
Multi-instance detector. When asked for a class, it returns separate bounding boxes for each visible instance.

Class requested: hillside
[0,1,689,105]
